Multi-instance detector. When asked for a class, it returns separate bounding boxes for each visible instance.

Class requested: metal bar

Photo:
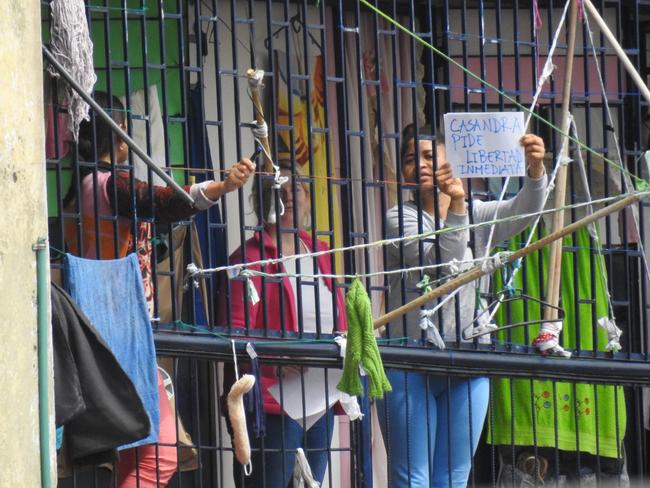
[41,45,195,206]
[153,332,650,385]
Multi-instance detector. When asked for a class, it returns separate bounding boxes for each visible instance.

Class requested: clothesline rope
[185,189,650,279]
[357,0,646,188]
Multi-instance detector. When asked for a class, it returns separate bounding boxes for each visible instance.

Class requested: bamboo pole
[373,193,641,329]
[583,0,650,106]
[246,68,274,175]
[543,0,579,322]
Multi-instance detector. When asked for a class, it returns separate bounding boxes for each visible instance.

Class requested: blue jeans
[377,371,490,488]
[233,410,334,488]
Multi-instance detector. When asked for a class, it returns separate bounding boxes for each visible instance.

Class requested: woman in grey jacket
[377,123,547,487]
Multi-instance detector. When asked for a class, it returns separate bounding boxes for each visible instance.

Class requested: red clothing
[222,230,347,415]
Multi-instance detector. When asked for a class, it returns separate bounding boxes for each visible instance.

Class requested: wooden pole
[373,194,641,329]
[543,0,579,322]
[246,69,274,175]
[583,0,650,106]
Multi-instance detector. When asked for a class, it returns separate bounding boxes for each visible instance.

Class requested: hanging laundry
[119,85,167,185]
[51,282,149,463]
[64,253,160,449]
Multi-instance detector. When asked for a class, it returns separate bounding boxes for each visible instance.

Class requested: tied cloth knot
[293,448,320,488]
[447,258,462,276]
[337,279,391,399]
[597,316,623,353]
[465,314,499,340]
[532,321,572,358]
[481,251,511,275]
[416,275,433,294]
[250,120,269,140]
[239,269,260,305]
[247,69,265,90]
[418,309,445,350]
[184,263,210,290]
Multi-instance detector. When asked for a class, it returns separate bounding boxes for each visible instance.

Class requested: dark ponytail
[63,92,126,207]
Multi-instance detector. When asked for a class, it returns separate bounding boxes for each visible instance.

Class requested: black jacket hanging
[51,282,150,462]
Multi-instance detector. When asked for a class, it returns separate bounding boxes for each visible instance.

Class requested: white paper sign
[443,111,526,178]
[268,368,343,430]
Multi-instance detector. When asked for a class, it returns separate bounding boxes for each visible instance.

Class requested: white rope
[480,130,572,329]
[182,189,649,281]
[433,130,571,338]
[583,10,650,293]
[569,115,618,325]
[236,255,490,282]
[468,0,572,343]
[481,0,571,261]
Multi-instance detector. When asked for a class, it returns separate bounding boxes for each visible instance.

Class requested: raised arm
[108,158,256,224]
[473,134,548,246]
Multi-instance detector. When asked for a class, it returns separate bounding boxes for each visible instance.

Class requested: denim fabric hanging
[65,253,159,448]
[244,343,266,438]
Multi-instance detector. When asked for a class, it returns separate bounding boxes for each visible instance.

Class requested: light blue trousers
[377,371,490,487]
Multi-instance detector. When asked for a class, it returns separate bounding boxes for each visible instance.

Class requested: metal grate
[43,1,650,486]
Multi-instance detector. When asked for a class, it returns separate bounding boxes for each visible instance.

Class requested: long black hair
[399,123,445,164]
[63,92,126,207]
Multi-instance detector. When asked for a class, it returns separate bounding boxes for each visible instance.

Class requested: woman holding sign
[377,122,547,487]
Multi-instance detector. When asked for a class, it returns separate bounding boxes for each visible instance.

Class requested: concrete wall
[0,1,52,485]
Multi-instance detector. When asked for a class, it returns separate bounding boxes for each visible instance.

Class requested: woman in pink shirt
[66,91,255,488]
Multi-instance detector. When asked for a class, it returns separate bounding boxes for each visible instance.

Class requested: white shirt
[283,240,335,334]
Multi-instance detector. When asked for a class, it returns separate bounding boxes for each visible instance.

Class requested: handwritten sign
[443,112,526,178]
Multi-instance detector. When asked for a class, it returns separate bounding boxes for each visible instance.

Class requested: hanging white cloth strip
[597,317,623,353]
[293,448,321,488]
[48,0,97,139]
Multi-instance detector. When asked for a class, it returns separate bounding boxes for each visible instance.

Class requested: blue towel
[65,253,159,449]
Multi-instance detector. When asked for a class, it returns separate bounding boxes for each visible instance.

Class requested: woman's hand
[435,161,466,215]
[204,159,256,201]
[521,134,546,178]
[223,158,256,193]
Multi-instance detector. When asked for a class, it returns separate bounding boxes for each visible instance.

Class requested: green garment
[487,227,626,458]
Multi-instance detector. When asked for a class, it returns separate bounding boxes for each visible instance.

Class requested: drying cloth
[119,85,166,185]
[65,253,159,449]
[243,344,266,438]
[51,282,150,461]
[337,279,391,399]
[48,0,97,139]
[488,228,626,458]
